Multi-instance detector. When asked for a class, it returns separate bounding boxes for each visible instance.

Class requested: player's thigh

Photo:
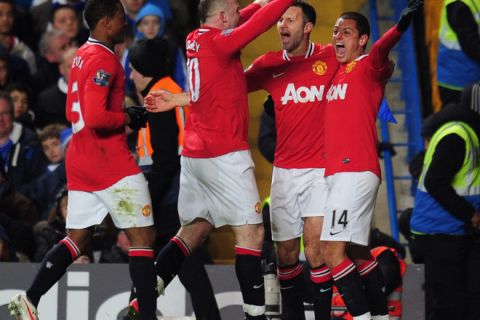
[232,223,264,250]
[270,167,327,241]
[67,190,109,229]
[177,156,212,226]
[97,173,154,229]
[176,218,215,251]
[189,151,262,227]
[321,172,380,246]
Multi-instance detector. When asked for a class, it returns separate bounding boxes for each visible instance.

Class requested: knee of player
[319,241,345,266]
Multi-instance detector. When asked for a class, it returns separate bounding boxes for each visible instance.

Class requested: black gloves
[126,106,148,130]
[397,0,423,33]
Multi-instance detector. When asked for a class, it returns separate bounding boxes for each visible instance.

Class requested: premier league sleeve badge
[93,69,112,87]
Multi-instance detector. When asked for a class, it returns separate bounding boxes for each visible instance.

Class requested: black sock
[154,236,190,288]
[234,246,266,320]
[129,248,156,320]
[27,238,79,306]
[331,258,369,317]
[277,261,306,320]
[310,264,333,320]
[358,259,388,316]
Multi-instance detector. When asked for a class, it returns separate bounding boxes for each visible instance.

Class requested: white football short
[270,167,328,241]
[178,150,262,227]
[321,171,380,246]
[67,173,154,229]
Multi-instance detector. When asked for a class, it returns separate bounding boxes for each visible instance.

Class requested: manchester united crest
[142,205,152,217]
[312,60,327,75]
[345,61,357,73]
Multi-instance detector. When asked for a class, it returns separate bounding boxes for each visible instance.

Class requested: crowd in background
[0,0,198,264]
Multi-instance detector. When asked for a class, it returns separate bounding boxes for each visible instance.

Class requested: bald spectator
[36,46,77,128]
[32,29,72,97]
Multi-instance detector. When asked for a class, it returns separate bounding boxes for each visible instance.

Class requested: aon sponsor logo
[326,84,348,101]
[280,84,326,105]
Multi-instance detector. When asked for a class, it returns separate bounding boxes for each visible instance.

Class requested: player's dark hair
[292,2,316,26]
[339,11,370,40]
[84,0,122,31]
[0,91,14,117]
[198,0,215,25]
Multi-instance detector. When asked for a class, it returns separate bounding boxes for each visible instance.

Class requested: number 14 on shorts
[329,209,348,236]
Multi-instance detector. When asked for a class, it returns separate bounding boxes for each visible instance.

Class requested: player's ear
[219,10,227,24]
[304,22,313,34]
[359,34,368,47]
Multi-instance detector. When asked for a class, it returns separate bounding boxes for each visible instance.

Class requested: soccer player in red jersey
[319,1,422,320]
[8,1,157,320]
[245,3,338,320]
[144,0,295,319]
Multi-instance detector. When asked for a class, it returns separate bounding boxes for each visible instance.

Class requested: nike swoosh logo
[253,283,264,289]
[272,72,285,78]
[320,287,332,293]
[329,230,343,236]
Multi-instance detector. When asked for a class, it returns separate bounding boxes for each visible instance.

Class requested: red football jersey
[324,27,402,177]
[65,38,140,191]
[246,43,339,168]
[182,0,293,158]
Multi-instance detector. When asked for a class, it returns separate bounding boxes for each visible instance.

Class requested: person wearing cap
[410,83,480,320]
[127,37,220,320]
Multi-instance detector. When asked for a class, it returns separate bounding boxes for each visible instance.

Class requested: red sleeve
[83,59,126,130]
[245,54,268,92]
[369,26,402,79]
[213,0,293,55]
[238,3,261,25]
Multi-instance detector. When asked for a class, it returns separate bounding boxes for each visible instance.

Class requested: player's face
[109,6,128,45]
[332,18,367,64]
[224,0,240,29]
[0,3,14,34]
[42,137,63,164]
[0,98,13,139]
[137,15,161,40]
[277,6,309,55]
[52,7,79,40]
[10,90,28,119]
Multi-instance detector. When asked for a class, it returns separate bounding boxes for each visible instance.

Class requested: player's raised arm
[145,91,189,113]
[214,0,294,55]
[370,0,423,70]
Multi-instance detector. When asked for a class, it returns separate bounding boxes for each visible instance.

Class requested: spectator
[0,0,36,73]
[121,0,145,32]
[0,91,45,190]
[5,82,35,131]
[0,223,17,261]
[33,187,93,263]
[410,82,480,320]
[18,123,68,219]
[36,46,77,128]
[0,47,31,91]
[32,29,72,97]
[32,187,68,262]
[50,3,88,46]
[134,2,187,91]
[0,158,38,260]
[437,0,480,106]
